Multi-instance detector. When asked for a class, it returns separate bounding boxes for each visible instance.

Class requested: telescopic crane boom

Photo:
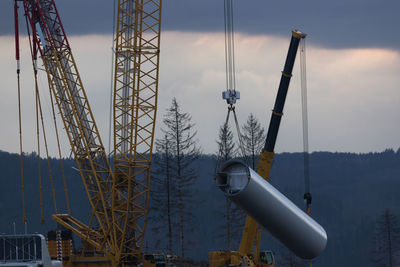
[239,30,307,259]
[209,30,308,267]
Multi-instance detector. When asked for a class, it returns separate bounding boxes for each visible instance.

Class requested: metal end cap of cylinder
[215,160,250,196]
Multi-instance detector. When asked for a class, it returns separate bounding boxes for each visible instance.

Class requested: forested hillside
[0,149,399,266]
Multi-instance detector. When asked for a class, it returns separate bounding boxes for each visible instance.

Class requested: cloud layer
[2,0,400,49]
[1,32,400,156]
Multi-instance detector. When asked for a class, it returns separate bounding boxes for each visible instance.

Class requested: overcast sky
[2,0,400,49]
[1,1,400,156]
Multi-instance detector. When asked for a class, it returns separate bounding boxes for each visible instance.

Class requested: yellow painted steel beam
[238,150,274,258]
[52,214,105,252]
[27,0,117,253]
[41,49,116,253]
[112,0,162,264]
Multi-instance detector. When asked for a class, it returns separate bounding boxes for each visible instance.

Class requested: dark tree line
[2,145,400,265]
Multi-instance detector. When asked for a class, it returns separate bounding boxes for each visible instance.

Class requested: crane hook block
[222,89,240,105]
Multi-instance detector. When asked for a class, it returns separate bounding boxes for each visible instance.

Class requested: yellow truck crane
[209,30,309,267]
[15,0,162,266]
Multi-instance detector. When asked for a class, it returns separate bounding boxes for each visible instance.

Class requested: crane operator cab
[259,251,275,266]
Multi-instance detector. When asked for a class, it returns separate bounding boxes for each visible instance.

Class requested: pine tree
[162,98,200,258]
[216,122,236,163]
[370,209,400,266]
[241,113,266,169]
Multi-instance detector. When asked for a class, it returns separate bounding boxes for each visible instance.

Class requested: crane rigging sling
[47,75,71,215]
[14,0,71,224]
[218,0,249,166]
[26,11,55,223]
[14,0,26,225]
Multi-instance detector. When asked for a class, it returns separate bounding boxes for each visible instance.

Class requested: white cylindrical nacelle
[216,160,327,259]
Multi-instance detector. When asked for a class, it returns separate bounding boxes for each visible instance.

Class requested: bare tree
[162,98,200,258]
[241,113,266,169]
[370,209,400,267]
[149,134,176,255]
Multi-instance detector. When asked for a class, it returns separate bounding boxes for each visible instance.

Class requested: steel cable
[300,37,312,215]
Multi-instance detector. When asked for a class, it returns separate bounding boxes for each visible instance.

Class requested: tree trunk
[166,141,173,255]
[176,110,185,258]
[386,210,393,267]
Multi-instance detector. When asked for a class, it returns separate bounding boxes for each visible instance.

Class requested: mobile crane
[209,30,308,267]
[15,0,162,266]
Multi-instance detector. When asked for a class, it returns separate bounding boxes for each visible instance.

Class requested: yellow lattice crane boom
[22,0,115,252]
[112,0,162,264]
[18,0,162,266]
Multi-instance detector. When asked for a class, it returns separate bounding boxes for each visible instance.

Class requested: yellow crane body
[19,0,162,266]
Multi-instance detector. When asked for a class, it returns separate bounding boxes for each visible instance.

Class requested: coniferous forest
[0,149,400,266]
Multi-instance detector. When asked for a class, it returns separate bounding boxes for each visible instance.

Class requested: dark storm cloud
[2,0,399,49]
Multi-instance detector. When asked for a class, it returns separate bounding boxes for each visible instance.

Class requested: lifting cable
[24,13,44,224]
[220,0,249,166]
[25,13,59,221]
[224,0,236,94]
[108,0,117,156]
[232,108,247,163]
[14,0,26,225]
[300,37,312,216]
[47,76,71,215]
[15,0,70,224]
[300,37,313,267]
[35,76,58,214]
[34,68,44,224]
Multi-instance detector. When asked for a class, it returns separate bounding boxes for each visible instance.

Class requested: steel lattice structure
[23,0,114,251]
[20,0,162,265]
[112,0,162,263]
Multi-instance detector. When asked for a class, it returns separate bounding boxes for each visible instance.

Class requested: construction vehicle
[209,30,308,267]
[14,0,161,266]
[0,234,61,267]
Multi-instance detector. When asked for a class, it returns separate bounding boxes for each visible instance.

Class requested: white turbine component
[216,160,327,259]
